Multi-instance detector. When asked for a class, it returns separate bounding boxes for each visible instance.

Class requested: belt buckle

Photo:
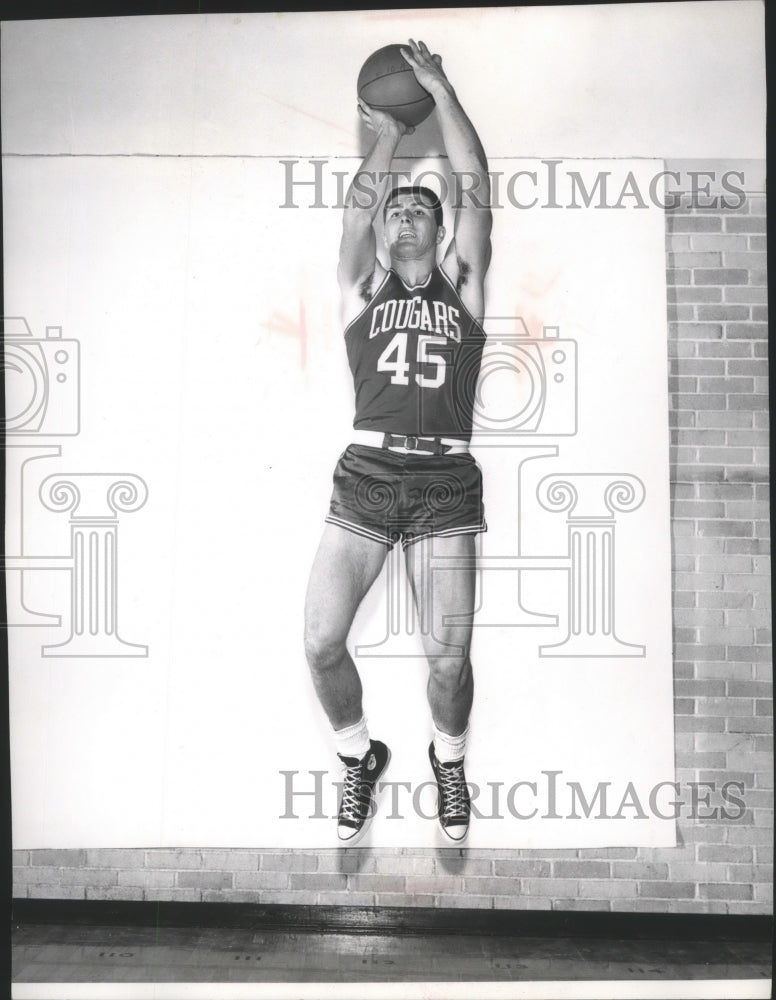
[404,435,419,451]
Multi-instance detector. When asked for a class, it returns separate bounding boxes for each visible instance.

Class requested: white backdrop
[3,4,765,849]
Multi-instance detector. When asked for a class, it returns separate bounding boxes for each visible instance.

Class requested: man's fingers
[417,39,437,62]
[408,38,425,60]
[406,38,441,69]
[357,99,375,121]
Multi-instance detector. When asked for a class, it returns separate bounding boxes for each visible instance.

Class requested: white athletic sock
[433,723,469,764]
[333,716,371,760]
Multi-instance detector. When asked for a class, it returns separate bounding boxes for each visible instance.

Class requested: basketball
[357,44,435,127]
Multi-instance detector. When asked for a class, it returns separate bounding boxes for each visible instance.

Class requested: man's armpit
[455,256,472,294]
[359,270,376,303]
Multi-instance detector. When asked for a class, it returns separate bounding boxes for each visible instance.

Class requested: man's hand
[357,99,414,136]
[399,39,451,98]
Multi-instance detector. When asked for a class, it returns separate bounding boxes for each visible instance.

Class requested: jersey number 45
[377,333,447,389]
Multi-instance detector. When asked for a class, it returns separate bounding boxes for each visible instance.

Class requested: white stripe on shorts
[325,514,394,547]
[401,520,488,549]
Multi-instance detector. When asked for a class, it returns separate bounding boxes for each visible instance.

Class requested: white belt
[353,429,470,456]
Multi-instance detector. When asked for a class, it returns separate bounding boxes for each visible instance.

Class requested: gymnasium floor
[11,920,773,984]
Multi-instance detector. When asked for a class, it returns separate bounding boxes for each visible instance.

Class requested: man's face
[383,193,443,260]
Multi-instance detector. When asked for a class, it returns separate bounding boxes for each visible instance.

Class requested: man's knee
[428,653,472,691]
[304,620,347,674]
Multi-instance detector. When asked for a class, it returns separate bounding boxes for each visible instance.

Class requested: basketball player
[304,39,491,843]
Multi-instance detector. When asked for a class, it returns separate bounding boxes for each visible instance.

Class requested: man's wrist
[378,120,405,142]
[427,80,456,103]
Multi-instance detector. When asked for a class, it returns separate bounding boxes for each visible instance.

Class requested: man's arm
[338,105,410,325]
[400,40,492,316]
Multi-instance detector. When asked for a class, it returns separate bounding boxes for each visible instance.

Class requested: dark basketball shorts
[325,444,487,550]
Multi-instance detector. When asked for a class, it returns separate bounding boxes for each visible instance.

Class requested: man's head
[382,186,446,260]
[384,185,444,227]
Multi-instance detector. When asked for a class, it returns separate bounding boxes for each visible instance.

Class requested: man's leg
[304,523,391,842]
[404,533,476,735]
[304,523,389,728]
[405,533,477,841]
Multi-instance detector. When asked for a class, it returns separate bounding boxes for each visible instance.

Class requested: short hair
[384,185,443,228]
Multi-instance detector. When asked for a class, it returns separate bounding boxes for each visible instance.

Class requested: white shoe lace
[340,764,366,822]
[439,761,467,819]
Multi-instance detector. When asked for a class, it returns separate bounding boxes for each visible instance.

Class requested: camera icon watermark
[471,318,577,441]
[2,316,80,436]
[3,315,148,656]
[412,316,578,443]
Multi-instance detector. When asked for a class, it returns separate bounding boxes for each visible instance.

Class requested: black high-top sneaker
[336,740,390,844]
[428,742,470,842]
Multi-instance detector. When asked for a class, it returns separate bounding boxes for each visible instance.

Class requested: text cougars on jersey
[278,158,748,211]
[369,295,461,341]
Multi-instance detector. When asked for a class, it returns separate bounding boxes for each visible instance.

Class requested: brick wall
[12,160,771,915]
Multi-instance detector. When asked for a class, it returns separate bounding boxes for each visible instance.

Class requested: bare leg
[304,523,390,730]
[404,533,477,736]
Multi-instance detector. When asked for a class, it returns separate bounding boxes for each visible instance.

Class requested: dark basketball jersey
[344,267,486,440]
